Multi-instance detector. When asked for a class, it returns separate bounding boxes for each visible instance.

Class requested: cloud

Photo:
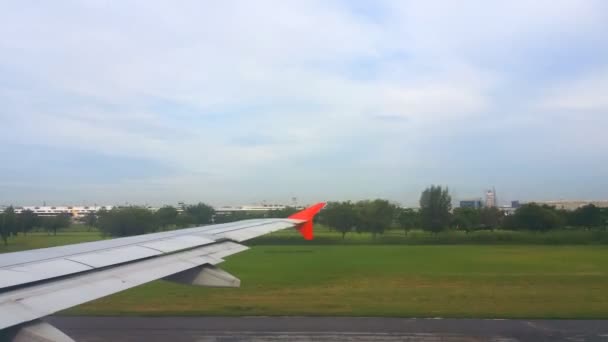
[537,68,608,112]
[0,0,607,205]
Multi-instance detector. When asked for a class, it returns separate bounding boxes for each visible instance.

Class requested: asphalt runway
[47,316,608,342]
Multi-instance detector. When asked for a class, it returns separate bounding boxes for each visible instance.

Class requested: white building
[14,206,114,218]
[214,204,302,215]
[9,202,301,218]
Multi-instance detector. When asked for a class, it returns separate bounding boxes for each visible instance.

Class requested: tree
[42,213,71,235]
[451,207,479,232]
[97,207,157,237]
[0,213,7,246]
[511,203,564,232]
[267,206,299,218]
[3,207,17,237]
[55,213,71,234]
[419,185,452,233]
[18,209,39,236]
[355,199,397,238]
[478,207,503,231]
[570,204,602,228]
[155,206,179,228]
[397,208,419,236]
[320,201,357,239]
[175,212,196,227]
[601,208,608,230]
[213,210,267,224]
[501,213,518,230]
[185,203,215,225]
[84,212,98,228]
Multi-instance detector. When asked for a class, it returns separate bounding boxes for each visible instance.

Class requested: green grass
[63,245,608,319]
[0,231,104,253]
[2,230,608,319]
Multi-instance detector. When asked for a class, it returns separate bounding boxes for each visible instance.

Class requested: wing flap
[66,245,160,268]
[138,235,215,253]
[0,259,93,289]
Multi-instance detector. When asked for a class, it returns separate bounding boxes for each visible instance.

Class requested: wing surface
[0,203,325,339]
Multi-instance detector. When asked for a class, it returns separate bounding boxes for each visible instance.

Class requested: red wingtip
[288,202,326,240]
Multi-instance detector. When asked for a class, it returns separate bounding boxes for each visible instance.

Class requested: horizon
[3,195,608,209]
[1,1,607,206]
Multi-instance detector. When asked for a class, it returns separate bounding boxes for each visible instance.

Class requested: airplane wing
[0,203,325,342]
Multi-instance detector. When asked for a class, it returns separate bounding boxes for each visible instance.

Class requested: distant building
[13,206,113,218]
[485,188,497,208]
[214,203,302,215]
[499,205,517,215]
[511,200,521,209]
[534,200,608,211]
[460,199,483,209]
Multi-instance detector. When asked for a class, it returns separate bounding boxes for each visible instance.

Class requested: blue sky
[1,0,607,206]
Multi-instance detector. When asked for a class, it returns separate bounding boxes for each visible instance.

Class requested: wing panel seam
[63,258,95,269]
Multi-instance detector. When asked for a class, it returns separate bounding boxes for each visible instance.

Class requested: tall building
[485,188,497,208]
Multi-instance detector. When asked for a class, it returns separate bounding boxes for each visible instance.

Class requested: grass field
[0,231,104,253]
[2,231,608,319]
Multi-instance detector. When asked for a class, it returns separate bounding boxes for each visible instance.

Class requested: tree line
[2,186,607,245]
[0,207,71,245]
[318,186,608,238]
[0,203,301,244]
[94,204,299,237]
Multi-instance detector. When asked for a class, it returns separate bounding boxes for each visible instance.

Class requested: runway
[47,316,608,342]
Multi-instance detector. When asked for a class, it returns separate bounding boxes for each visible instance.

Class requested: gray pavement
[47,316,608,342]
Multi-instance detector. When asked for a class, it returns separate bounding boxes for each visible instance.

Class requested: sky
[1,0,607,207]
